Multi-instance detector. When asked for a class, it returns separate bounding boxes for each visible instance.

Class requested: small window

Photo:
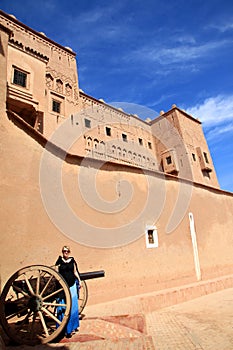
[56,79,63,94]
[85,118,91,128]
[122,133,127,142]
[145,226,158,248]
[203,152,209,163]
[13,68,27,87]
[65,83,72,96]
[46,73,53,88]
[166,156,172,165]
[203,170,211,179]
[106,127,111,136]
[148,230,154,244]
[94,139,99,149]
[192,153,196,161]
[52,100,61,113]
[148,142,152,149]
[139,138,143,146]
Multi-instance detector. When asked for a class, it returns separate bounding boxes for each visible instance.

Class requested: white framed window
[145,225,158,248]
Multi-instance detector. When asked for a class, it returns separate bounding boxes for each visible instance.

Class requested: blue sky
[1,0,233,192]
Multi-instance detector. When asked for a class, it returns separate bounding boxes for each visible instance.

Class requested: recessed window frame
[106,126,111,136]
[84,118,91,128]
[52,99,61,113]
[13,67,28,88]
[138,138,143,146]
[203,152,209,164]
[166,155,172,165]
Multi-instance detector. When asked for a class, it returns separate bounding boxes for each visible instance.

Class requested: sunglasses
[62,250,70,253]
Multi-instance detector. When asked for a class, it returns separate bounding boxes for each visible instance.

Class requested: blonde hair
[62,245,70,252]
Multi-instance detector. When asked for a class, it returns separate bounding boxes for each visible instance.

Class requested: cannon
[0,265,105,345]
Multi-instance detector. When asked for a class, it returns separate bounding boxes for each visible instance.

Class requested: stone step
[85,274,233,317]
[4,314,154,350]
[61,314,146,343]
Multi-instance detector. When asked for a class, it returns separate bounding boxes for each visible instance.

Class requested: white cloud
[207,21,233,33]
[124,39,231,67]
[205,122,233,141]
[186,95,233,126]
[173,34,196,45]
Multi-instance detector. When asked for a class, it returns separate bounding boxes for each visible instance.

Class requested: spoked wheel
[0,265,71,345]
[78,280,88,315]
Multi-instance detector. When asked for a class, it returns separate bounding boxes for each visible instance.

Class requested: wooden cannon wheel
[78,279,88,315]
[0,265,74,345]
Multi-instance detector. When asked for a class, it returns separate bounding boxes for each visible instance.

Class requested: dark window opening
[13,69,27,87]
[148,142,152,149]
[203,152,209,163]
[106,127,111,136]
[166,156,172,165]
[192,153,196,161]
[139,138,143,146]
[52,100,61,113]
[85,118,91,128]
[122,133,127,142]
[148,230,154,244]
[203,170,211,179]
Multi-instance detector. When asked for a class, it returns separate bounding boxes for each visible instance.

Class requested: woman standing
[55,246,81,338]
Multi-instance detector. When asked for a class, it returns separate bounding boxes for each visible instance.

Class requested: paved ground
[146,287,233,350]
[3,287,233,349]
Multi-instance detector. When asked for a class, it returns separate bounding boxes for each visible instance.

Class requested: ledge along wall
[1,110,233,305]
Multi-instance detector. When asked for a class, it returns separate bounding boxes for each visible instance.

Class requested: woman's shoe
[66,333,72,338]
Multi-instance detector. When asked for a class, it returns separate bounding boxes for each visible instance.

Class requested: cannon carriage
[0,265,104,345]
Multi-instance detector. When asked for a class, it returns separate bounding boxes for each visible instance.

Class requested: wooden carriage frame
[0,265,104,345]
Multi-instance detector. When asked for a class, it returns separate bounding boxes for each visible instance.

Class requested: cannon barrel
[79,270,105,281]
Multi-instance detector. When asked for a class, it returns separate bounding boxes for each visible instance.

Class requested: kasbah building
[0,9,233,311]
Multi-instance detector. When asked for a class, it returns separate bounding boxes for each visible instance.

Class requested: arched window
[46,73,53,88]
[85,136,92,149]
[94,138,99,150]
[56,79,63,93]
[99,141,105,153]
[65,83,72,96]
